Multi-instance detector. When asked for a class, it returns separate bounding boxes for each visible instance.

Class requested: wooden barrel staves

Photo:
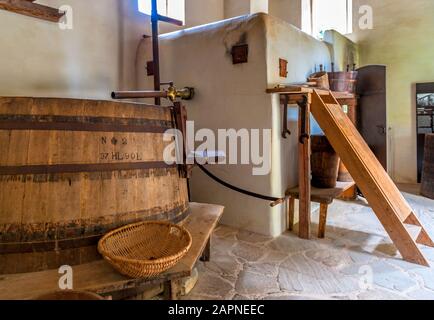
[311,135,340,188]
[328,71,358,93]
[421,134,434,199]
[0,97,189,274]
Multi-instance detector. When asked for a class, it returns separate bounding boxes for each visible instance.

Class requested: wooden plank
[281,94,312,105]
[288,181,356,205]
[298,97,311,239]
[287,197,295,231]
[266,86,316,94]
[267,86,354,100]
[311,90,431,266]
[0,0,65,22]
[0,203,224,300]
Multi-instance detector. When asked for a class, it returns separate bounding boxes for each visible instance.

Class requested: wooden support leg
[200,238,211,262]
[164,280,180,300]
[287,197,295,231]
[298,95,311,239]
[338,185,357,201]
[318,203,329,239]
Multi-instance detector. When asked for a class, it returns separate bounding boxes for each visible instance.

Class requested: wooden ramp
[311,90,434,266]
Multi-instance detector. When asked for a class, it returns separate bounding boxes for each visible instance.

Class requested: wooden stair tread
[287,181,356,205]
[311,90,433,266]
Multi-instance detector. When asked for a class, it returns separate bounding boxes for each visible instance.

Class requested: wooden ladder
[311,89,434,266]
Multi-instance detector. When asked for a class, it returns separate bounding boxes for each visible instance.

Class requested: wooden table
[287,182,356,238]
[0,202,224,300]
[266,86,356,240]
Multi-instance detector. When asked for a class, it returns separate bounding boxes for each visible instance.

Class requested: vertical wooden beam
[287,197,295,231]
[163,280,180,300]
[200,238,211,262]
[318,203,328,238]
[297,94,311,239]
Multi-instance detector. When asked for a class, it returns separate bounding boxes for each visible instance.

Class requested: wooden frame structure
[267,86,434,266]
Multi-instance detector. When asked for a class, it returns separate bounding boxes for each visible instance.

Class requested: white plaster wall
[0,0,123,99]
[350,0,434,183]
[0,0,225,98]
[250,0,269,14]
[185,0,225,28]
[224,0,268,19]
[137,13,331,236]
[224,0,251,18]
[264,15,330,230]
[268,0,302,29]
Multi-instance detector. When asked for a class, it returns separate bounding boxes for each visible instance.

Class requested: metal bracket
[282,95,291,139]
[172,102,192,179]
[297,95,310,144]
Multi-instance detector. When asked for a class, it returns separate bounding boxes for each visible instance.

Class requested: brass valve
[164,82,195,102]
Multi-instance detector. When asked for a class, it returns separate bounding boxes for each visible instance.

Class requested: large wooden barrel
[0,97,189,274]
[311,135,340,188]
[421,134,434,199]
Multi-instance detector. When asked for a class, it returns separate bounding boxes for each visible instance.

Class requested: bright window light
[138,0,185,24]
[311,0,352,38]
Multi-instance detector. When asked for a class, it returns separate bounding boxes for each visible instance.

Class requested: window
[138,0,185,24]
[306,0,352,38]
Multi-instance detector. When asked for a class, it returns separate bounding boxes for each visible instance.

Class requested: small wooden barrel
[308,72,330,90]
[328,71,358,93]
[421,134,434,199]
[311,135,340,188]
[0,97,190,274]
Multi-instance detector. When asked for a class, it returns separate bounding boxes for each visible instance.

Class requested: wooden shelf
[0,0,65,23]
[0,203,224,300]
[266,85,355,100]
[287,181,356,205]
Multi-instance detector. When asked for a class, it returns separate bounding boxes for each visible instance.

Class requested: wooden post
[297,94,311,239]
[200,238,211,262]
[318,203,328,238]
[287,197,295,231]
[164,280,180,300]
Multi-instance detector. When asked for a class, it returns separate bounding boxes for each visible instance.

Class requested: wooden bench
[287,181,356,238]
[0,203,224,300]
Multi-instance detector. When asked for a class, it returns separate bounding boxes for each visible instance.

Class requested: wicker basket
[98,221,192,279]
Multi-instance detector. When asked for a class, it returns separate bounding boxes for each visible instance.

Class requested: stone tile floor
[183,191,434,300]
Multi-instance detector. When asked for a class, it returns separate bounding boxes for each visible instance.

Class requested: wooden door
[416,83,434,182]
[357,65,388,170]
